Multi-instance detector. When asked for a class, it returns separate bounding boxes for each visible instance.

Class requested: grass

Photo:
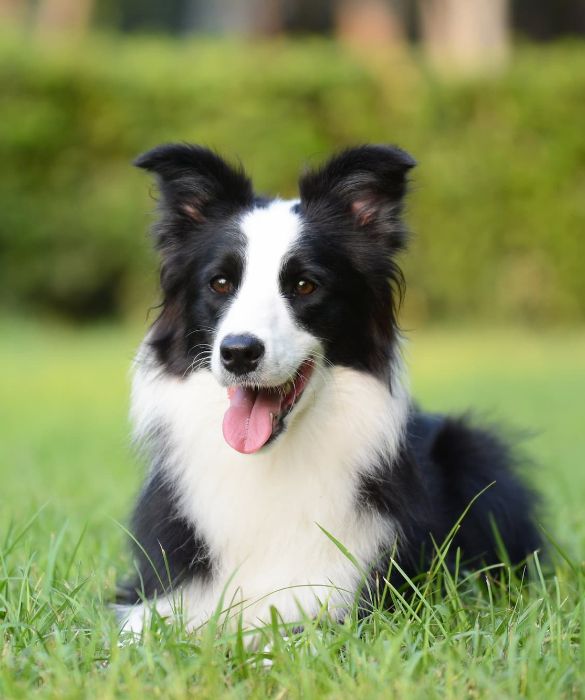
[0,318,584,699]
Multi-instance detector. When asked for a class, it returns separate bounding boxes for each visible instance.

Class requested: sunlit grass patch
[0,319,584,698]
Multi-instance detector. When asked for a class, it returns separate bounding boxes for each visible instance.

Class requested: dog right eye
[293,279,317,296]
[210,276,234,295]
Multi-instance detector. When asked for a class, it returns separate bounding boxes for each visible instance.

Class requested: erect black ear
[298,145,416,230]
[134,143,253,222]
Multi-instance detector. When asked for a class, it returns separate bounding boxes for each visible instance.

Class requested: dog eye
[210,276,234,295]
[294,279,317,296]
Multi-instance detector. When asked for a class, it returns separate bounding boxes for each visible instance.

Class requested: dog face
[209,200,319,389]
[136,144,414,453]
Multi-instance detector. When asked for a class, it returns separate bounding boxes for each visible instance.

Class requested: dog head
[136,144,415,453]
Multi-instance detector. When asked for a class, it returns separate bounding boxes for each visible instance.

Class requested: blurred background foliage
[0,0,584,325]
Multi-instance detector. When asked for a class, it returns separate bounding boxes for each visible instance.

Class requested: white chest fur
[125,349,408,632]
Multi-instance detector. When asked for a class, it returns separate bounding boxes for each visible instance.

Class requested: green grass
[1,319,584,699]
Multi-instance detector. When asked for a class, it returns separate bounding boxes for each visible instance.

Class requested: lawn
[0,318,583,699]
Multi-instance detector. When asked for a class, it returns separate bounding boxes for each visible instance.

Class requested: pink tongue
[222,387,283,454]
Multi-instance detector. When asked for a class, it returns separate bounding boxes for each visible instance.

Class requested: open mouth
[222,359,314,454]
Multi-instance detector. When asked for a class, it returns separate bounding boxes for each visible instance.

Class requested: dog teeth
[283,381,293,394]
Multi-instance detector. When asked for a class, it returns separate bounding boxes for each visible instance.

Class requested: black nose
[220,334,265,375]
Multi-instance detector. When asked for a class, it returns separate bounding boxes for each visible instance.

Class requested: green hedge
[1,35,584,322]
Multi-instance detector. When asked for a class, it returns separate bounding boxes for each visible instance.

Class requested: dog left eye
[210,276,234,295]
[294,279,317,296]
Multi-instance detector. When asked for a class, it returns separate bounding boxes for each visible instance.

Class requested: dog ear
[135,143,253,223]
[298,145,415,233]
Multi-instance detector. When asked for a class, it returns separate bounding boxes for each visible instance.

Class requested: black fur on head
[296,145,416,378]
[135,143,255,374]
[134,143,254,225]
[299,144,415,244]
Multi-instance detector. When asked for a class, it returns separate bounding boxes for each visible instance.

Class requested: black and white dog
[118,144,540,633]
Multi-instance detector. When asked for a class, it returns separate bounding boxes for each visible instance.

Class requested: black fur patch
[117,469,213,603]
[135,144,255,376]
[293,145,415,379]
[426,414,541,566]
[358,411,541,596]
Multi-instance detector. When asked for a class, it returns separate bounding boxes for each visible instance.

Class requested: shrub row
[1,35,584,322]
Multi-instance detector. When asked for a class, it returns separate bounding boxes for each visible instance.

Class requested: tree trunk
[35,0,94,35]
[185,0,284,35]
[335,0,407,46]
[420,0,510,75]
[0,0,26,25]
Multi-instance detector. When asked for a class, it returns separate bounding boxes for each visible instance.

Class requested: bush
[1,35,584,322]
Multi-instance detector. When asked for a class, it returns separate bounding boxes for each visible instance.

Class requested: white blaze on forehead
[240,198,301,294]
[212,199,318,385]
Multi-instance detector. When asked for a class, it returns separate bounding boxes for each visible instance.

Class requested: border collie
[117,144,540,634]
